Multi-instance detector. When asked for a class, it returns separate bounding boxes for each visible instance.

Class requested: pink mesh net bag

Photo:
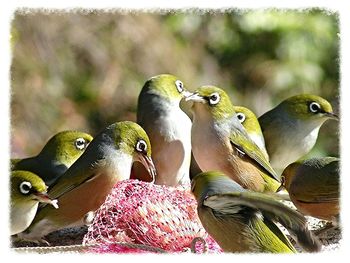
[83,179,222,254]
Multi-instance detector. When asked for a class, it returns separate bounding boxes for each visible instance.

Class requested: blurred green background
[10,9,339,159]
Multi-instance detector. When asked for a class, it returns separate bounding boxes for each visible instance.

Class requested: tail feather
[292,227,322,252]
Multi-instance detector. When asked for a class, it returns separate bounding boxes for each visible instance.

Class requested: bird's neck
[139,91,180,113]
[63,141,133,183]
[138,93,191,141]
[99,144,133,180]
[279,107,327,133]
[282,114,324,146]
[192,104,216,125]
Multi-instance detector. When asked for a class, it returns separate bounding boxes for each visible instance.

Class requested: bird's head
[185,85,235,121]
[111,121,156,182]
[40,130,93,166]
[280,94,338,122]
[233,106,262,135]
[11,170,58,208]
[140,74,192,103]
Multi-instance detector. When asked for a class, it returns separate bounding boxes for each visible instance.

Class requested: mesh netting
[83,179,222,254]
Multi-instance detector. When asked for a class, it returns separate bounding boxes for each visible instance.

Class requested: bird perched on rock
[11,131,93,187]
[278,157,340,224]
[134,74,192,186]
[185,86,280,192]
[17,121,156,242]
[10,170,58,235]
[259,94,338,172]
[191,171,321,253]
[233,106,269,161]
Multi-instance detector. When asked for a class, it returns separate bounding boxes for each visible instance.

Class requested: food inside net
[83,179,222,253]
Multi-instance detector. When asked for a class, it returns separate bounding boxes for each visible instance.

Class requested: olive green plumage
[191,171,321,253]
[11,131,93,187]
[138,74,191,102]
[10,171,57,235]
[135,74,192,186]
[279,157,339,223]
[17,121,156,242]
[233,106,269,161]
[259,94,338,172]
[186,86,280,192]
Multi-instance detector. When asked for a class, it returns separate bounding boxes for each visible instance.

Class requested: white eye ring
[175,80,184,93]
[75,138,87,150]
[136,139,147,153]
[309,102,321,113]
[209,92,220,105]
[19,181,32,195]
[236,113,246,123]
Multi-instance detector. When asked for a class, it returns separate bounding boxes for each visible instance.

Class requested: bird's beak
[34,192,59,209]
[324,112,339,120]
[185,92,206,103]
[136,154,157,183]
[182,90,194,98]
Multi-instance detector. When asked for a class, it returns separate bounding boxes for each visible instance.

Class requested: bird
[233,105,269,160]
[278,157,339,224]
[191,171,321,253]
[11,130,93,187]
[189,105,269,178]
[17,121,156,242]
[10,170,58,235]
[185,85,280,192]
[259,94,338,172]
[134,74,192,186]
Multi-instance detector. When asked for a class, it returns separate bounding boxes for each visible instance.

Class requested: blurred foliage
[11,9,339,159]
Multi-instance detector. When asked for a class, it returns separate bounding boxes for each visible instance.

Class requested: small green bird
[11,131,93,187]
[185,86,280,192]
[191,171,321,253]
[278,157,339,224]
[134,74,192,186]
[259,94,338,172]
[233,106,269,161]
[189,105,269,178]
[17,121,156,241]
[10,171,58,235]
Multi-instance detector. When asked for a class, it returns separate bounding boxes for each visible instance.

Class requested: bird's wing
[47,160,102,200]
[11,157,37,171]
[291,162,339,203]
[228,118,279,182]
[262,217,296,252]
[204,192,301,225]
[204,192,321,252]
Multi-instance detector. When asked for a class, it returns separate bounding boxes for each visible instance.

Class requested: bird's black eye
[175,80,184,93]
[236,113,246,123]
[75,138,87,150]
[19,181,32,195]
[209,92,220,105]
[309,102,321,113]
[135,139,147,153]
